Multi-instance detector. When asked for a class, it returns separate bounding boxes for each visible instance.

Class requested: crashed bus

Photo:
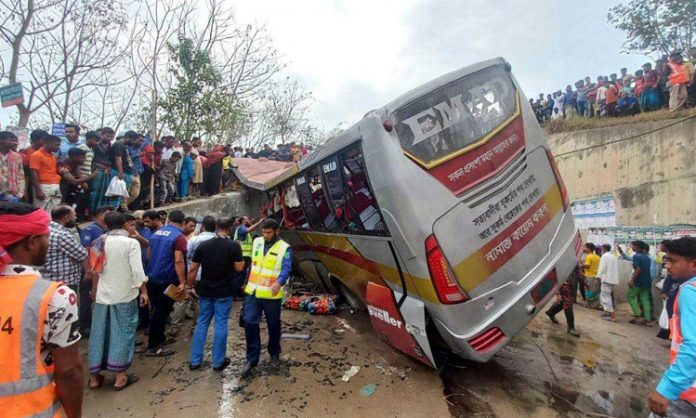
[233,58,581,367]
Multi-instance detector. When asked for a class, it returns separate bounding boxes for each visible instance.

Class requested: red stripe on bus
[475,197,554,274]
[293,243,383,277]
[428,116,526,196]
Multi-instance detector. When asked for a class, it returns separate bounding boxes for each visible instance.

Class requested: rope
[552,115,696,159]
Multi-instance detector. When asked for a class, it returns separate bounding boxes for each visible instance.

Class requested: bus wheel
[425,312,455,371]
[314,262,340,294]
[336,280,366,312]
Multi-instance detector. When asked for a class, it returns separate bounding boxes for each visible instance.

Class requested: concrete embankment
[147,190,263,219]
[548,116,696,226]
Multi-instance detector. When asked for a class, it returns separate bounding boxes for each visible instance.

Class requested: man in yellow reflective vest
[240,218,292,377]
[233,216,264,300]
[0,202,84,417]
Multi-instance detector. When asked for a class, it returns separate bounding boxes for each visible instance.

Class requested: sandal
[114,374,139,391]
[88,375,104,390]
[135,346,147,354]
[145,347,175,357]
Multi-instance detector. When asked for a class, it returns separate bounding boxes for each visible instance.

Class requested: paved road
[82,301,667,418]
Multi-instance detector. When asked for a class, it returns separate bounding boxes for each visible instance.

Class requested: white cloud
[0,0,653,131]
[231,0,650,131]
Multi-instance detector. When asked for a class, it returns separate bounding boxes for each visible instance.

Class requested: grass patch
[543,108,696,134]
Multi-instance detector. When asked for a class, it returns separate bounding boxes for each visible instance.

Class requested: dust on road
[83,301,667,418]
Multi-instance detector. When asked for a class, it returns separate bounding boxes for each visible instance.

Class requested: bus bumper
[431,220,580,363]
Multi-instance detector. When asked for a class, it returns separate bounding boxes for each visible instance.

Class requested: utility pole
[150,53,157,209]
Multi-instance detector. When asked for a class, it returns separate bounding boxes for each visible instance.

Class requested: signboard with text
[571,196,616,229]
[0,83,24,107]
[51,123,66,137]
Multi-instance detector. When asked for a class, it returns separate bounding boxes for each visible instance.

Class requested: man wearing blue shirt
[240,218,292,377]
[58,123,86,158]
[649,237,696,417]
[79,206,110,248]
[234,216,264,300]
[619,241,653,325]
[77,205,110,336]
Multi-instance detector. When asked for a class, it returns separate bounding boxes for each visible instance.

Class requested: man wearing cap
[0,201,83,417]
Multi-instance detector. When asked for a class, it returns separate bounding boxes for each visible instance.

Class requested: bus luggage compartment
[428,147,577,360]
[432,147,566,300]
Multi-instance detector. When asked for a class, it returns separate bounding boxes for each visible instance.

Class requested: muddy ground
[82,301,667,418]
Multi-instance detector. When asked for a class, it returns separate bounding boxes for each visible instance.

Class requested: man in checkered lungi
[545,263,581,337]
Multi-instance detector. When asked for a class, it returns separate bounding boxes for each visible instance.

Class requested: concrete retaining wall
[151,190,263,220]
[548,116,696,226]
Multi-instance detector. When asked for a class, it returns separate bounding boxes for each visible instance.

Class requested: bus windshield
[392,64,517,167]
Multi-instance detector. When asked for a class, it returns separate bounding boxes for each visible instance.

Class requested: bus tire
[337,280,366,312]
[314,262,340,294]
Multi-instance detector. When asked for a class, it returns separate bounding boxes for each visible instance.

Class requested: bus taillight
[546,149,569,210]
[469,327,506,352]
[425,235,469,304]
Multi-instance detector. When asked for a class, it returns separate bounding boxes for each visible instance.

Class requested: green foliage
[157,37,240,141]
[608,0,696,57]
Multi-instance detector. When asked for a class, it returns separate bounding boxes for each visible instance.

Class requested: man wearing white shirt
[598,243,620,322]
[186,216,218,283]
[87,211,148,391]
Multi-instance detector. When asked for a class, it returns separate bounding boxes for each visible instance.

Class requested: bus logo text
[401,77,509,147]
[367,305,403,329]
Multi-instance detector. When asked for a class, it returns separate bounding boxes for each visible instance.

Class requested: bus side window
[340,147,387,234]
[282,182,308,230]
[295,174,324,231]
[270,189,284,223]
[321,156,351,233]
[308,165,338,231]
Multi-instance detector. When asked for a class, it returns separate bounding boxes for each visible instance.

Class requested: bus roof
[301,57,508,170]
[230,158,297,190]
[232,57,510,192]
[380,57,507,117]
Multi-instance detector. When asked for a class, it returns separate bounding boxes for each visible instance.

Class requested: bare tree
[0,0,131,127]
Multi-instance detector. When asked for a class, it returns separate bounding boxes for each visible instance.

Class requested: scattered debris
[361,384,377,397]
[284,293,337,314]
[373,361,410,380]
[281,333,312,341]
[336,318,357,333]
[341,366,361,382]
[333,328,346,335]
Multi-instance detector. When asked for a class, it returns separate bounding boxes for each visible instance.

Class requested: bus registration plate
[531,269,557,305]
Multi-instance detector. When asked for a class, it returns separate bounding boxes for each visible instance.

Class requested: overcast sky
[1,0,648,132]
[231,0,647,130]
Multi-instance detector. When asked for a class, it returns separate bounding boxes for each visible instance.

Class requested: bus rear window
[392,65,517,166]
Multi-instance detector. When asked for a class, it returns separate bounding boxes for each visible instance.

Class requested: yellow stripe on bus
[452,184,564,292]
[295,232,440,303]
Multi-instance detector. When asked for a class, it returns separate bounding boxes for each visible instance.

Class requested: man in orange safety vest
[0,201,84,418]
[648,237,696,417]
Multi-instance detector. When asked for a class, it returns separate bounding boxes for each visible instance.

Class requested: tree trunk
[18,107,30,128]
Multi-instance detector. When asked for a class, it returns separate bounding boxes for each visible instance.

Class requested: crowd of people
[0,199,293,417]
[546,238,696,416]
[530,49,696,122]
[0,126,314,222]
[2,199,696,416]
